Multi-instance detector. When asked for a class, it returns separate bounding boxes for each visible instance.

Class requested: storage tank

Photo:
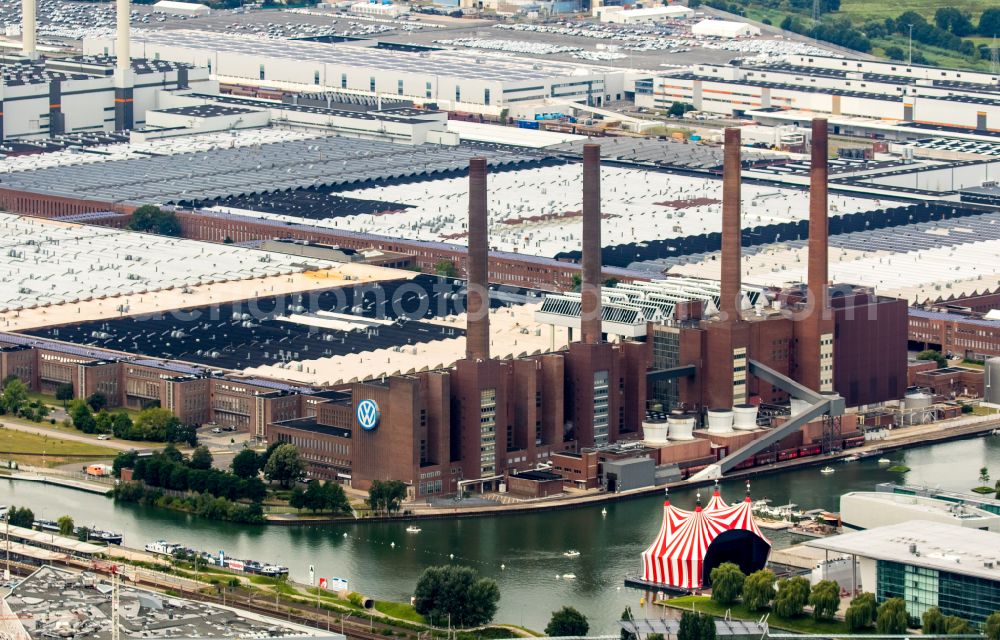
[790,398,811,416]
[986,357,1000,406]
[642,418,669,444]
[733,404,758,430]
[706,408,735,434]
[903,392,934,425]
[667,414,696,440]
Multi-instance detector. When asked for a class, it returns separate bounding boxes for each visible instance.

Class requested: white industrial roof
[153,0,210,10]
[807,520,1000,582]
[0,213,333,313]
[446,120,587,148]
[691,19,760,37]
[212,164,899,258]
[119,29,609,83]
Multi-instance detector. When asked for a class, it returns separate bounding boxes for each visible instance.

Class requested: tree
[668,101,695,117]
[111,412,133,439]
[545,606,589,637]
[86,392,108,412]
[984,612,1000,640]
[0,377,29,416]
[980,466,991,485]
[127,205,181,236]
[935,7,973,36]
[847,593,877,631]
[321,481,352,515]
[809,580,841,621]
[980,8,1000,37]
[709,562,745,605]
[413,565,500,627]
[7,506,35,528]
[875,598,909,634]
[916,349,947,368]
[263,443,307,488]
[677,611,714,640]
[57,515,75,536]
[112,450,139,477]
[884,45,905,60]
[70,399,97,434]
[699,613,716,640]
[289,486,307,511]
[922,606,946,634]
[77,526,92,542]
[944,615,973,634]
[434,260,458,278]
[304,480,327,513]
[367,479,408,514]
[55,383,75,408]
[773,576,810,618]
[741,569,776,612]
[190,446,214,471]
[231,449,261,479]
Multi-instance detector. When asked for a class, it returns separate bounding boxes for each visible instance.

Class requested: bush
[413,566,499,628]
[545,607,589,637]
[875,598,909,634]
[809,580,841,621]
[847,593,877,631]
[773,576,810,618]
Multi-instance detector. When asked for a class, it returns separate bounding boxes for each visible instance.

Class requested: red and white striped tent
[640,486,770,590]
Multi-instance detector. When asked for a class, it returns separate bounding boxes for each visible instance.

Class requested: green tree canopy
[412,565,500,627]
[875,598,909,634]
[984,612,1000,640]
[189,446,214,471]
[808,580,841,621]
[1,377,29,416]
[86,392,108,412]
[367,479,408,514]
[846,593,877,631]
[773,576,810,618]
[55,383,75,407]
[709,562,745,605]
[922,606,945,634]
[57,515,75,536]
[916,349,947,368]
[230,449,261,479]
[741,569,776,612]
[128,205,181,236]
[545,606,589,637]
[263,443,307,488]
[7,506,35,528]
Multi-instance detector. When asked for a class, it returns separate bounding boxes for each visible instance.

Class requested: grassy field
[838,0,994,23]
[665,596,849,635]
[373,601,427,624]
[0,426,117,466]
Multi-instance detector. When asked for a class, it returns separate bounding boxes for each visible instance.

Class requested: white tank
[642,419,669,444]
[667,415,696,440]
[904,392,933,410]
[706,408,735,434]
[733,404,758,431]
[790,398,811,416]
[986,357,1000,406]
[903,392,934,425]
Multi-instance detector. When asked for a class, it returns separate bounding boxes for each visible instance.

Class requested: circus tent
[640,484,771,590]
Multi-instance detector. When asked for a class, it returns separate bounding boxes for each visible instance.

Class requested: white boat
[405,526,422,534]
[841,455,859,463]
[144,541,182,556]
[820,466,835,474]
[563,550,580,558]
[601,508,607,517]
[878,458,891,465]
[562,573,576,579]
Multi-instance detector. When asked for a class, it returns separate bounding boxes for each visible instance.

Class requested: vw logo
[356,399,380,431]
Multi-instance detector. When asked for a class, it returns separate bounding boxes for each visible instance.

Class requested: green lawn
[664,596,850,635]
[373,601,427,624]
[0,426,117,465]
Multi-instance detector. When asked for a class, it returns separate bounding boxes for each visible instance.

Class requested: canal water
[3,435,998,632]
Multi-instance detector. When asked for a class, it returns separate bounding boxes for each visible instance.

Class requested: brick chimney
[720,128,742,323]
[466,157,490,361]
[581,144,603,344]
[809,118,829,315]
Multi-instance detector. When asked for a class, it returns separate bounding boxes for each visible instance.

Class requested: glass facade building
[877,560,1000,625]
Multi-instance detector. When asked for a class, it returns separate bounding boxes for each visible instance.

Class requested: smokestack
[581,144,602,345]
[809,118,829,314]
[720,128,742,322]
[116,0,131,71]
[466,157,490,361]
[21,0,36,59]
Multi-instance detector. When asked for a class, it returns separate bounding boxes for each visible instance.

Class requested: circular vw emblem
[356,399,380,431]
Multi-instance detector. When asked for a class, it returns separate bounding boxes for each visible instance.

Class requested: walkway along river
[3,435,999,633]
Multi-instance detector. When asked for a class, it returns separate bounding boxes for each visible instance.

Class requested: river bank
[6,434,998,633]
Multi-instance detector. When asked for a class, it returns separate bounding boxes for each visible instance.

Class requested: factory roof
[251,162,893,259]
[5,566,331,640]
[548,136,781,170]
[272,417,352,438]
[0,213,334,313]
[156,104,259,118]
[0,136,543,205]
[841,491,1000,525]
[807,520,1000,582]
[128,29,606,82]
[187,92,440,123]
[909,308,1000,329]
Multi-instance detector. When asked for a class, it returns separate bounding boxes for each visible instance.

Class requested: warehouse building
[690,19,760,38]
[637,54,1000,132]
[594,5,695,24]
[807,521,1000,626]
[840,491,1000,532]
[83,30,629,118]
